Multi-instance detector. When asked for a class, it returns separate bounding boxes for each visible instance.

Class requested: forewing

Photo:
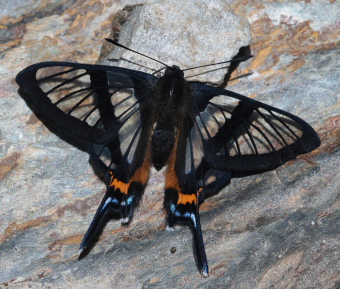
[191,83,321,173]
[16,61,157,145]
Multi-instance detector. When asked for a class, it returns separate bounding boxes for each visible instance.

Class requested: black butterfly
[16,39,320,277]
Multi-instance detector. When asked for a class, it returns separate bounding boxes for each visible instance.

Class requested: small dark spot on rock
[170,247,176,253]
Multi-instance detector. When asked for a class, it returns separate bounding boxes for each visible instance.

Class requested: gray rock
[99,0,251,84]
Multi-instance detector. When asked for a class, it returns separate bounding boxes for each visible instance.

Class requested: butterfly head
[164,65,184,79]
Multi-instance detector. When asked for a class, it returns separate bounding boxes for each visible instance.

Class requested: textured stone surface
[98,0,251,83]
[1,0,339,288]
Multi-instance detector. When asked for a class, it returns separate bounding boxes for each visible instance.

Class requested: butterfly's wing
[16,61,157,144]
[191,83,320,173]
[16,62,157,253]
[164,82,320,276]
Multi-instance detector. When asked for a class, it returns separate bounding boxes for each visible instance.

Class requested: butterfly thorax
[150,66,192,170]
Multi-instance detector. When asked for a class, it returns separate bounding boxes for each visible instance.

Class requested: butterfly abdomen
[149,66,192,170]
[151,122,176,170]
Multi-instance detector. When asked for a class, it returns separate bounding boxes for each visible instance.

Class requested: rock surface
[1,0,339,288]
[98,0,251,83]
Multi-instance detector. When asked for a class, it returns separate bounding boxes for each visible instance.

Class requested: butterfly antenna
[182,55,253,72]
[105,38,171,69]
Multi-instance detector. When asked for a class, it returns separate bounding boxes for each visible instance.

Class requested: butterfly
[16,39,320,277]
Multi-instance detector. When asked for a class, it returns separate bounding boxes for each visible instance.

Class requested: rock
[98,0,251,84]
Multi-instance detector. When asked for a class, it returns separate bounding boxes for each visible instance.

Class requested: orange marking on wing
[165,168,181,192]
[165,134,181,192]
[110,176,129,194]
[109,146,151,194]
[131,149,151,186]
[178,192,198,205]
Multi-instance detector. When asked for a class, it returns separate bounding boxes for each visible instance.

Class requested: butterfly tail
[164,186,209,277]
[79,175,147,257]
[79,186,119,256]
[189,206,209,277]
